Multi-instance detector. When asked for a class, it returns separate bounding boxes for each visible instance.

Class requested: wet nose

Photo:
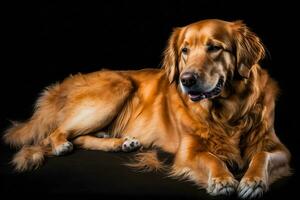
[180,72,197,87]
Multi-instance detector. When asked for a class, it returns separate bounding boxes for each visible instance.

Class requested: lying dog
[4,19,290,198]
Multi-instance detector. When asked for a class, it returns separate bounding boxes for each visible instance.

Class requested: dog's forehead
[183,20,231,43]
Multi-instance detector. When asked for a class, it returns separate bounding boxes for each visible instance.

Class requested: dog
[3,19,291,198]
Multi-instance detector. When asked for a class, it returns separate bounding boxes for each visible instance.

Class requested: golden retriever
[3,19,291,198]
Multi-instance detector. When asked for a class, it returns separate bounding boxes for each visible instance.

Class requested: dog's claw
[238,177,267,199]
[207,176,238,196]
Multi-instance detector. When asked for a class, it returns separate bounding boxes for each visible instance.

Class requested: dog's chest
[207,128,244,168]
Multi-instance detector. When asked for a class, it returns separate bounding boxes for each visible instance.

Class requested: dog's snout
[180,72,197,87]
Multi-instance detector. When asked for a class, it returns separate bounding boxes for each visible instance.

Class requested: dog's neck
[209,65,266,126]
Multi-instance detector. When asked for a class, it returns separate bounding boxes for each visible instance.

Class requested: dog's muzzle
[180,72,224,102]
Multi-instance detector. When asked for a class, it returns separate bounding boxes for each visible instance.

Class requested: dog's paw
[94,132,111,138]
[52,141,73,156]
[238,176,267,199]
[207,176,238,196]
[122,137,141,152]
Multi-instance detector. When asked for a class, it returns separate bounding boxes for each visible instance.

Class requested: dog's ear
[232,21,265,78]
[162,28,181,83]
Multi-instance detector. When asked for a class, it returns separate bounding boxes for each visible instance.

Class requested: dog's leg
[196,152,238,196]
[73,135,141,152]
[48,75,134,156]
[49,100,131,155]
[238,148,290,199]
[48,103,125,155]
[171,135,238,196]
[49,129,74,156]
[174,141,238,196]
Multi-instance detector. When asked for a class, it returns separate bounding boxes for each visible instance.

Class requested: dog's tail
[3,84,62,171]
[125,149,172,172]
[11,145,52,172]
[3,84,60,148]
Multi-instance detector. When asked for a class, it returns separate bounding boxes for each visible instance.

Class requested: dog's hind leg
[73,135,141,152]
[10,72,135,171]
[48,73,135,156]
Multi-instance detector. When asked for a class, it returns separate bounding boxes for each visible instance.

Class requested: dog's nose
[180,72,197,87]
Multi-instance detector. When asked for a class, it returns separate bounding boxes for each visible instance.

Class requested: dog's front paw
[52,141,73,156]
[207,176,238,196]
[122,137,141,152]
[238,176,267,199]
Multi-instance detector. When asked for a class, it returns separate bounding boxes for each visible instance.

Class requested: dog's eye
[182,47,188,54]
[207,44,222,52]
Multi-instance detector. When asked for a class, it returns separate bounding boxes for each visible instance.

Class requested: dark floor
[0,140,297,200]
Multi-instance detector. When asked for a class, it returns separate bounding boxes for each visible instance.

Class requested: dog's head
[163,19,265,101]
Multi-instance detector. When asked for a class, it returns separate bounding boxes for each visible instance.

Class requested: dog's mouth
[188,77,224,102]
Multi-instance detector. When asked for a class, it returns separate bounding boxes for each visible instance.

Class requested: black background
[1,0,299,199]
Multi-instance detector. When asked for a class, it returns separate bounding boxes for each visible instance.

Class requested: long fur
[3,83,62,169]
[125,150,166,172]
[12,145,46,172]
[3,83,61,148]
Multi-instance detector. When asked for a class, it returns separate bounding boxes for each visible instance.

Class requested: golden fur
[3,19,290,198]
